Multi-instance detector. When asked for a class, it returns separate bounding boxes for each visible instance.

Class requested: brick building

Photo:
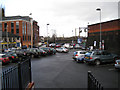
[0,16,40,49]
[87,19,120,55]
[33,20,39,47]
[1,16,32,48]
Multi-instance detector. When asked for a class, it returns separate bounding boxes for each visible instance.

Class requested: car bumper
[84,59,95,64]
[115,64,120,69]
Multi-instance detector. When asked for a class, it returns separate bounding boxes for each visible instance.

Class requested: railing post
[29,56,32,83]
[88,71,91,90]
[18,62,22,90]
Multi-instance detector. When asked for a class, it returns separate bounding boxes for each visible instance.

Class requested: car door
[101,51,113,62]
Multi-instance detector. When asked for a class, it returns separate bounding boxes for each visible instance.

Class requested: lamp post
[96,8,102,50]
[29,13,33,48]
[47,24,49,47]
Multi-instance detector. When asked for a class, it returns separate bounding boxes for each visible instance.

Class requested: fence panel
[88,71,103,90]
[1,57,31,90]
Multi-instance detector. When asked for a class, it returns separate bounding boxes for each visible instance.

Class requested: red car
[0,54,10,65]
[56,44,61,48]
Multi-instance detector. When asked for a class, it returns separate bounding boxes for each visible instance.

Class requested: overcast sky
[1,0,119,37]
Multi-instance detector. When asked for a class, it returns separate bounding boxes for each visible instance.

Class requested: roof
[2,16,31,21]
[88,18,120,26]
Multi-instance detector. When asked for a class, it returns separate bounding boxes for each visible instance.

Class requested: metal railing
[1,57,32,90]
[88,71,103,90]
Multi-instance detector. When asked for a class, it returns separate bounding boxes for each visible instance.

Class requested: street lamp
[29,13,33,48]
[47,24,49,47]
[96,8,102,50]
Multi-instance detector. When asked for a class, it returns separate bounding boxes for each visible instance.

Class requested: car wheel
[95,60,101,65]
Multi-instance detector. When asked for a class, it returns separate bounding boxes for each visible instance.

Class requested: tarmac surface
[31,49,120,89]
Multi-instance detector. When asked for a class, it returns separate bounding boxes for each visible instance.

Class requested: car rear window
[80,52,86,54]
[74,52,78,55]
[85,52,92,56]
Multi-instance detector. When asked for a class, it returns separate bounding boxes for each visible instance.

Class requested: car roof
[76,50,86,52]
[0,54,5,56]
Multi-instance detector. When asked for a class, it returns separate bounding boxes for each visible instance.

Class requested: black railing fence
[88,71,103,90]
[1,57,32,90]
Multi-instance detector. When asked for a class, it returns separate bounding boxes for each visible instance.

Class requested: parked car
[84,50,119,65]
[74,44,81,49]
[56,44,61,48]
[4,52,19,63]
[39,49,47,56]
[11,49,28,60]
[27,48,41,58]
[56,47,69,53]
[0,54,10,65]
[76,55,85,63]
[50,48,56,54]
[73,50,87,61]
[115,59,120,69]
[49,43,56,47]
[40,47,53,55]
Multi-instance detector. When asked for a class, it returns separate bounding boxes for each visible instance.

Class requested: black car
[40,47,53,55]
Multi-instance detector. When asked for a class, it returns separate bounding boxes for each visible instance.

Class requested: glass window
[11,29,14,34]
[17,37,19,40]
[0,23,2,31]
[23,36,24,41]
[11,22,14,28]
[16,29,19,34]
[25,23,26,35]
[4,23,7,29]
[22,22,24,34]
[16,22,19,28]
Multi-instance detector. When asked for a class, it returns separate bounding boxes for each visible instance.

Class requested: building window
[17,37,19,40]
[25,23,26,35]
[22,22,25,34]
[23,36,24,41]
[11,29,14,34]
[0,23,2,31]
[16,29,19,34]
[25,35,26,41]
[4,23,7,29]
[11,22,14,28]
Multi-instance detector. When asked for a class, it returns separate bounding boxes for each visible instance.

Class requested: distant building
[0,7,40,48]
[1,16,32,48]
[87,19,120,55]
[33,20,39,47]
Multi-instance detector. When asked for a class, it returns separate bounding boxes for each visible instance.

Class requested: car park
[0,54,10,65]
[56,47,69,53]
[73,50,87,61]
[115,59,120,69]
[84,50,119,65]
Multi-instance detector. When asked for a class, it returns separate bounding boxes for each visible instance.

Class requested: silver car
[84,50,119,65]
[115,59,120,69]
